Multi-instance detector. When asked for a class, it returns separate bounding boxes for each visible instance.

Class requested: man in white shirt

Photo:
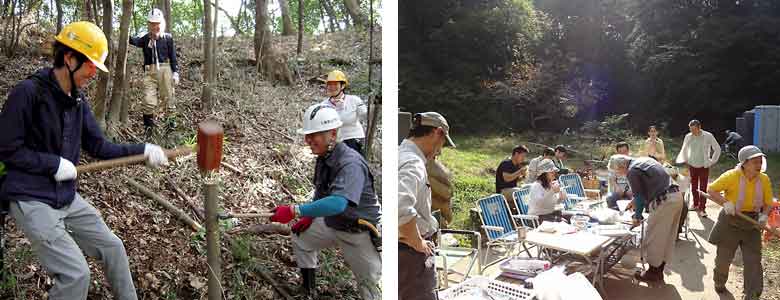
[399,112,454,300]
[675,119,721,217]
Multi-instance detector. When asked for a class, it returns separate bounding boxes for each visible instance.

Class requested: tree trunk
[201,0,214,109]
[211,0,218,83]
[321,0,336,32]
[94,0,101,28]
[107,0,133,138]
[279,0,294,36]
[343,0,366,27]
[162,0,171,27]
[317,0,327,33]
[120,77,130,124]
[296,0,302,54]
[95,0,113,131]
[55,0,62,33]
[340,2,350,29]
[255,0,267,67]
[214,1,243,35]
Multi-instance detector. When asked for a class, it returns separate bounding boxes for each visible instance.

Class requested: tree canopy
[400,0,780,136]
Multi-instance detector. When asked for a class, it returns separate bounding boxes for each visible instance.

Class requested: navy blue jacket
[129,33,178,73]
[0,68,145,208]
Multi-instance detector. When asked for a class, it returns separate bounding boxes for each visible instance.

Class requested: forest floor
[0,27,381,300]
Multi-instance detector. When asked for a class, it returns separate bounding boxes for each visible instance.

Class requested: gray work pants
[292,217,381,300]
[709,210,763,300]
[9,193,137,300]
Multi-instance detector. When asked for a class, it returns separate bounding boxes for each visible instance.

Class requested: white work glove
[723,201,736,216]
[144,144,169,168]
[759,214,768,227]
[172,72,180,85]
[54,157,77,182]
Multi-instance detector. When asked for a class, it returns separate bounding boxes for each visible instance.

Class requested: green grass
[440,133,780,231]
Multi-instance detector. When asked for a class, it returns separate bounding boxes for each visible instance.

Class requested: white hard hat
[297,104,342,135]
[148,8,164,23]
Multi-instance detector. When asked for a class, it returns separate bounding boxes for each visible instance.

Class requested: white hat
[297,104,342,135]
[148,8,164,23]
[737,145,767,172]
[538,159,559,173]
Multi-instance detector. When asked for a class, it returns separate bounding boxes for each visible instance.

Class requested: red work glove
[270,205,296,224]
[291,217,314,235]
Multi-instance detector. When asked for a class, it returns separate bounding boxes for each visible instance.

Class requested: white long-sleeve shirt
[322,94,367,141]
[675,130,721,168]
[527,181,565,216]
[398,139,438,237]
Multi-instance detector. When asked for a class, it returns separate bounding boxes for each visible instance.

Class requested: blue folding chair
[477,194,537,267]
[512,187,541,229]
[559,173,601,209]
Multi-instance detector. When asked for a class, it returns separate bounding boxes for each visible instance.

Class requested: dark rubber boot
[635,265,662,282]
[300,268,316,296]
[143,114,156,141]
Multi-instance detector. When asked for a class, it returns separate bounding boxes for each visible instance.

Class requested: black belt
[651,185,680,204]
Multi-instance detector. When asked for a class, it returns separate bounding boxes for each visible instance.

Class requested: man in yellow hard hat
[321,70,368,155]
[0,21,168,300]
[130,8,179,139]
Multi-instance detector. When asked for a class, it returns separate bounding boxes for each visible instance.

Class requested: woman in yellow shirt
[707,146,773,300]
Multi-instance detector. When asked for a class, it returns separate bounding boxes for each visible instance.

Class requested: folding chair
[511,187,541,257]
[476,194,532,268]
[435,229,481,289]
[431,209,482,290]
[559,173,602,208]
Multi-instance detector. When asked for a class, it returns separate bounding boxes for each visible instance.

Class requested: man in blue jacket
[129,8,179,138]
[0,22,168,300]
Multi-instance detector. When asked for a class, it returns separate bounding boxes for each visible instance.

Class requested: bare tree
[94,0,113,131]
[106,0,133,138]
[211,0,217,82]
[279,0,294,36]
[255,0,293,85]
[161,0,171,26]
[2,0,37,57]
[202,0,214,109]
[320,0,337,32]
[254,0,265,66]
[296,0,302,54]
[55,0,62,33]
[83,0,94,22]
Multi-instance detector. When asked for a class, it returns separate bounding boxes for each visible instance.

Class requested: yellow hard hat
[55,21,109,72]
[326,70,348,87]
